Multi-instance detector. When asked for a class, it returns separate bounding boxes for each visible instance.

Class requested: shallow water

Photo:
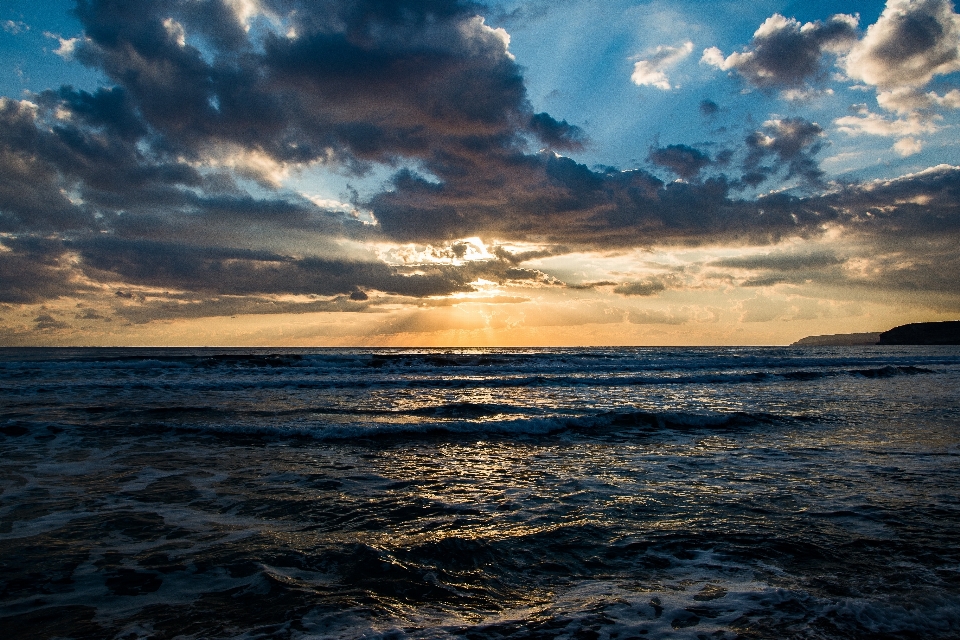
[1,347,959,639]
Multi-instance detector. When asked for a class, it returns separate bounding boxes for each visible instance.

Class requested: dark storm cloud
[704,13,859,90]
[825,164,960,235]
[0,237,86,303]
[112,294,381,324]
[64,234,557,298]
[0,85,368,241]
[2,3,839,254]
[698,166,960,297]
[71,0,543,170]
[58,0,604,249]
[368,148,844,248]
[528,113,585,150]
[0,98,95,232]
[46,86,146,141]
[804,167,960,298]
[0,90,220,233]
[0,3,585,258]
[742,118,826,187]
[648,144,712,180]
[74,237,478,297]
[3,0,960,319]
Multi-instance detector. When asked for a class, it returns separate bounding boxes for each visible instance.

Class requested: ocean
[1,346,959,639]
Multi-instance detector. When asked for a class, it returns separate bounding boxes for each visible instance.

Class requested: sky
[1,0,959,346]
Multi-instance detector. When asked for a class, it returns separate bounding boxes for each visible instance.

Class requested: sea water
[1,347,959,639]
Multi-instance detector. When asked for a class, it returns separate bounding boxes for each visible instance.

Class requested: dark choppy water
[1,347,959,639]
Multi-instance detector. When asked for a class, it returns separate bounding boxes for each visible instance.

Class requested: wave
[3,363,938,403]
[48,405,814,442]
[196,353,304,367]
[1,405,813,442]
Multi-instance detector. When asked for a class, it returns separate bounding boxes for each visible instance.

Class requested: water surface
[1,347,959,638]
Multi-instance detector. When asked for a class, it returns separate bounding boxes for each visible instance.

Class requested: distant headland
[792,321,960,346]
[792,332,883,346]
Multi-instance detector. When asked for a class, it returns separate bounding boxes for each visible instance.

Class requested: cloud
[648,144,712,180]
[366,150,841,248]
[0,98,100,233]
[702,13,858,91]
[3,0,960,327]
[710,251,847,287]
[34,313,70,331]
[631,41,693,90]
[0,237,88,304]
[743,118,827,187]
[0,3,839,256]
[613,280,666,296]
[528,112,585,150]
[626,309,687,325]
[712,251,845,271]
[0,232,555,307]
[112,293,378,325]
[826,164,960,236]
[70,0,549,172]
[895,138,924,156]
[75,307,109,321]
[73,237,483,298]
[699,99,720,117]
[4,20,29,34]
[845,0,960,91]
[834,110,940,136]
[47,34,79,60]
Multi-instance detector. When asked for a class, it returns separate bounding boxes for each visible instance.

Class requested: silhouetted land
[793,321,960,346]
[879,321,960,345]
[792,332,882,346]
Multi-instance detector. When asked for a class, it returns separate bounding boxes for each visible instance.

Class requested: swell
[0,364,939,399]
[5,404,819,442]
[3,346,955,372]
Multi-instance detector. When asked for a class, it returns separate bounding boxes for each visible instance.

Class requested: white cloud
[163,18,186,47]
[834,111,940,137]
[894,137,923,156]
[631,41,693,90]
[44,32,78,60]
[54,37,78,60]
[876,87,935,113]
[701,46,726,69]
[932,88,960,108]
[223,0,264,32]
[875,87,960,114]
[197,144,295,187]
[462,16,515,60]
[844,0,960,91]
[3,20,28,34]
[376,238,494,266]
[782,87,835,102]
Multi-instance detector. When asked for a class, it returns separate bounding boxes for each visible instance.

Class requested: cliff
[878,321,960,345]
[791,332,881,346]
